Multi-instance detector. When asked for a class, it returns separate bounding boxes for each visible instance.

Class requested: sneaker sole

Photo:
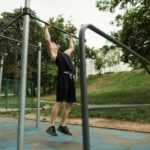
[57,128,72,136]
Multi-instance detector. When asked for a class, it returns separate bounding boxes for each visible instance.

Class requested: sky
[0,0,119,48]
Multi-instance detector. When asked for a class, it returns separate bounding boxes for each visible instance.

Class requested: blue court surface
[0,117,150,150]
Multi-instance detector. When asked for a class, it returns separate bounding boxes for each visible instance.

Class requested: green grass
[39,71,150,122]
[84,71,150,122]
[0,97,48,111]
[1,70,150,122]
[84,71,150,104]
[0,97,33,108]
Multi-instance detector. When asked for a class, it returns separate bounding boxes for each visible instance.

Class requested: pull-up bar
[30,14,79,39]
[0,7,81,41]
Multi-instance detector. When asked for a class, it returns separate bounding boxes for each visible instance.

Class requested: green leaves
[96,0,144,12]
[96,0,150,71]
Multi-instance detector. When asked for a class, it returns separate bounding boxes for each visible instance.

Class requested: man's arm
[44,25,57,61]
[64,34,74,56]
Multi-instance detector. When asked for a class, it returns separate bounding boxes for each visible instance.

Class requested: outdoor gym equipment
[1,0,150,150]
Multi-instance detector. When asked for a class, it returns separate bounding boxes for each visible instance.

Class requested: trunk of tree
[43,86,46,94]
[48,84,52,94]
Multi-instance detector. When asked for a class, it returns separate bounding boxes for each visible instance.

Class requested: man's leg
[60,102,73,126]
[46,101,62,136]
[57,102,73,135]
[50,102,62,126]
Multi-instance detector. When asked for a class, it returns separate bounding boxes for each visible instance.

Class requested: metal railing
[0,79,34,111]
[79,24,150,150]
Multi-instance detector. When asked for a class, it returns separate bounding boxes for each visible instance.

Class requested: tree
[96,0,150,12]
[0,8,43,80]
[95,56,104,74]
[95,46,122,73]
[0,8,43,96]
[96,0,150,72]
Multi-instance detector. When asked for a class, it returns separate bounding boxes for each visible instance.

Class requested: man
[44,23,76,136]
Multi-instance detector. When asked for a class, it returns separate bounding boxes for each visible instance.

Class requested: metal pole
[79,23,150,150]
[0,35,38,48]
[82,24,150,65]
[0,56,4,97]
[79,27,90,150]
[17,0,30,150]
[36,42,41,128]
[88,104,150,111]
[0,13,23,33]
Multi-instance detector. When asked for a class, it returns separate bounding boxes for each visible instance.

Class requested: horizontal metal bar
[80,24,150,65]
[88,104,150,111]
[0,34,38,48]
[0,13,24,33]
[30,15,79,39]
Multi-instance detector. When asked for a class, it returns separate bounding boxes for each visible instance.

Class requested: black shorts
[56,74,76,103]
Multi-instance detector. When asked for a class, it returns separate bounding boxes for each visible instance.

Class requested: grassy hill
[86,71,150,105]
[71,70,150,122]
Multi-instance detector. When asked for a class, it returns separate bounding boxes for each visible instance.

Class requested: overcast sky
[0,0,119,48]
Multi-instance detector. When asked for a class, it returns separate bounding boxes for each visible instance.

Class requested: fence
[0,79,34,112]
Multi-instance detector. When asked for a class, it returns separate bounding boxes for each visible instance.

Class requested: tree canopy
[96,0,150,71]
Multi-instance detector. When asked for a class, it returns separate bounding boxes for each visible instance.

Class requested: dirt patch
[25,114,150,133]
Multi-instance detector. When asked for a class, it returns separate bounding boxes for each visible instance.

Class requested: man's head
[51,42,60,51]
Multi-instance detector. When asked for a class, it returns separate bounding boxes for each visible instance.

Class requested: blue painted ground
[0,117,150,150]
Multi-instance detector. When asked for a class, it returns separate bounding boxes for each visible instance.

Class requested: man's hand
[69,33,74,39]
[44,21,51,30]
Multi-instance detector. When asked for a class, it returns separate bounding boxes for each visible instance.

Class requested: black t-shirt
[55,51,75,75]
